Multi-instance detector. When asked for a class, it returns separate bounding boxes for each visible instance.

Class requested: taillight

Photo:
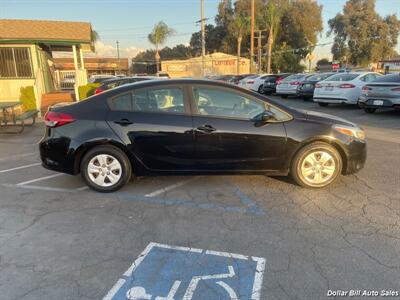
[315,83,322,88]
[44,111,75,128]
[290,81,301,85]
[94,88,104,94]
[362,86,371,92]
[276,77,283,84]
[247,80,255,84]
[391,87,400,92]
[339,83,355,88]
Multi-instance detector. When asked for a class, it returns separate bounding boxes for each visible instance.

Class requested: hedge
[78,83,101,100]
[19,86,37,110]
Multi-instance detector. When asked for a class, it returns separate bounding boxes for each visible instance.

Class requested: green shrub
[78,83,101,100]
[19,86,37,110]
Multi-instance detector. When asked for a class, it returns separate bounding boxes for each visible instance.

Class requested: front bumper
[344,141,367,175]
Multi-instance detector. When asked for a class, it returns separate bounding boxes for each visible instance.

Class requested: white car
[238,74,271,92]
[313,72,382,106]
[276,73,313,97]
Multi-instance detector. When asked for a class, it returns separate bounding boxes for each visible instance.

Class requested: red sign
[332,63,340,70]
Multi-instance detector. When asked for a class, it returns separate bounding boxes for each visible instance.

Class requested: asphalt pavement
[0,96,399,300]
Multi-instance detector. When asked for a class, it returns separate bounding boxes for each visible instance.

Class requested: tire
[281,95,288,98]
[303,96,312,101]
[290,142,342,188]
[258,85,264,94]
[318,102,329,107]
[365,108,376,114]
[81,145,132,193]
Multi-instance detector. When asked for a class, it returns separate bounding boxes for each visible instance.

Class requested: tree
[230,14,250,75]
[189,24,225,56]
[148,22,175,71]
[262,1,284,73]
[329,0,400,66]
[91,30,100,43]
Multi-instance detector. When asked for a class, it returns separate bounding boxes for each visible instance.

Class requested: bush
[78,83,101,100]
[19,86,37,110]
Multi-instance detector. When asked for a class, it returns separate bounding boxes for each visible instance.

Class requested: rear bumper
[276,88,298,95]
[313,97,355,104]
[297,89,314,97]
[358,96,400,109]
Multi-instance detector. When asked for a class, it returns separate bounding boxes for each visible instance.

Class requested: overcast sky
[1,0,399,60]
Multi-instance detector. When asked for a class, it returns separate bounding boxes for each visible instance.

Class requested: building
[379,57,400,72]
[53,57,129,76]
[161,52,251,78]
[0,19,94,110]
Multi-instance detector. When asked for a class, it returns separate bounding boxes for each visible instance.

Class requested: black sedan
[262,73,292,94]
[40,79,366,192]
[296,72,336,100]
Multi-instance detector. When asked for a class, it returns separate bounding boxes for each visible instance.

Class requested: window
[0,47,33,78]
[327,73,358,81]
[360,73,381,82]
[193,87,265,120]
[373,74,400,83]
[111,93,133,111]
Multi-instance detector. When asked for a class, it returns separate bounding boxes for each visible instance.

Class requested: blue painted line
[235,188,265,215]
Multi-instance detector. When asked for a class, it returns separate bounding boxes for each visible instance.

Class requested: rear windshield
[326,73,358,81]
[307,73,334,81]
[282,74,305,82]
[372,74,400,83]
[264,76,278,82]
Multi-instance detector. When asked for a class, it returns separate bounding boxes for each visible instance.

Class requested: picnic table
[0,101,39,133]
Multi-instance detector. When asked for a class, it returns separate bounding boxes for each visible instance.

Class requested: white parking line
[144,176,200,197]
[0,162,41,173]
[16,173,64,186]
[2,183,83,193]
[0,152,37,162]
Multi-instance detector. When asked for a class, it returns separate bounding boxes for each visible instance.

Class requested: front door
[190,85,288,171]
[106,85,196,171]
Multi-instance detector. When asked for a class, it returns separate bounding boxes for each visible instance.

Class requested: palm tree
[148,22,175,72]
[264,1,283,73]
[230,15,250,75]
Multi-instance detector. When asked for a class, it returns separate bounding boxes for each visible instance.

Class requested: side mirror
[260,110,276,122]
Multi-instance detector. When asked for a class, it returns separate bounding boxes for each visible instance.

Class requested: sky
[1,0,399,61]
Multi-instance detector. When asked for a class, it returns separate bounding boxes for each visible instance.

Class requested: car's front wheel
[318,102,329,107]
[291,142,342,188]
[81,145,132,192]
[364,108,376,114]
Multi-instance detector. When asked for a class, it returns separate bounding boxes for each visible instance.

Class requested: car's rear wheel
[81,145,132,192]
[258,85,264,93]
[291,142,342,188]
[281,95,288,98]
[318,102,329,107]
[365,108,376,114]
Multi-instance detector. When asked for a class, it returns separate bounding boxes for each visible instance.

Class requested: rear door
[189,84,289,171]
[106,84,196,171]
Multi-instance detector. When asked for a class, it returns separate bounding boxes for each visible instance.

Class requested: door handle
[196,124,216,133]
[114,118,133,126]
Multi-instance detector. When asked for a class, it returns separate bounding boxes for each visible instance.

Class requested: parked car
[88,75,116,84]
[211,75,236,82]
[297,72,336,100]
[358,73,400,113]
[276,73,314,98]
[94,76,160,94]
[228,74,253,85]
[40,79,366,192]
[313,72,382,106]
[262,73,292,95]
[239,74,271,93]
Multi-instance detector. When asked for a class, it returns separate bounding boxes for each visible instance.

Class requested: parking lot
[0,96,399,299]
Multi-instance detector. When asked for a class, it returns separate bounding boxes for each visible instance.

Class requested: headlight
[333,125,366,141]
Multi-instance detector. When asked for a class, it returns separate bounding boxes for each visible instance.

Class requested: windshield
[282,74,305,82]
[308,73,334,81]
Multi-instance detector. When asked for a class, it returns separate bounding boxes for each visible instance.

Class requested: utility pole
[201,0,206,77]
[250,0,255,73]
[116,40,121,75]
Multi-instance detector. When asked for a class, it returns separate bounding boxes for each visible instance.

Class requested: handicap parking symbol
[104,242,266,300]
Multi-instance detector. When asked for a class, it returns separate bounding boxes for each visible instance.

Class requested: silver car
[358,73,400,113]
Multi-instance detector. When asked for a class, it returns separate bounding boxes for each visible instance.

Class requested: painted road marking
[1,183,86,193]
[0,162,41,173]
[16,173,65,186]
[103,242,266,300]
[0,152,36,162]
[144,177,200,197]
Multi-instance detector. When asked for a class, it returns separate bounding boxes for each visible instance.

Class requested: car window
[308,73,334,81]
[360,74,379,82]
[193,87,265,120]
[372,74,400,83]
[133,87,185,114]
[110,93,133,111]
[282,74,304,82]
[327,73,358,81]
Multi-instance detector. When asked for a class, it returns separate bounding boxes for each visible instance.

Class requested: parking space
[0,99,399,299]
